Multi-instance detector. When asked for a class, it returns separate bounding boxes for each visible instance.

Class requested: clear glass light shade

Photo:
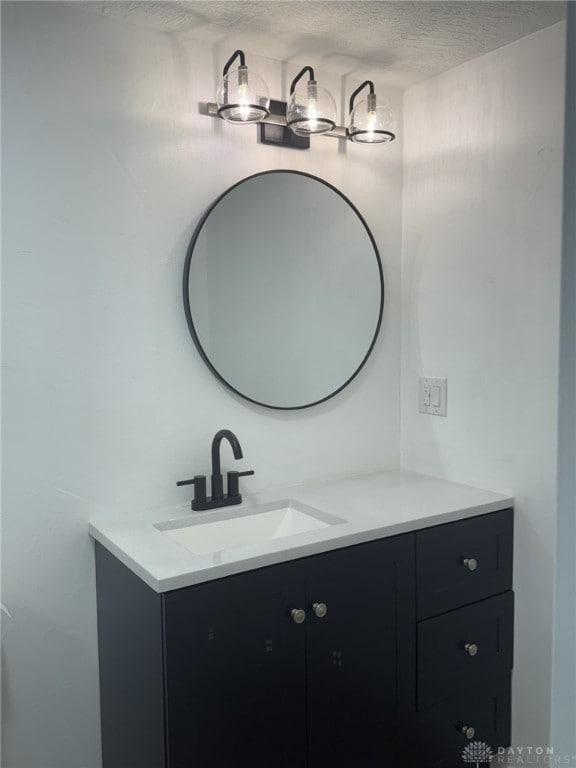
[349,100,396,143]
[216,65,270,124]
[287,81,337,136]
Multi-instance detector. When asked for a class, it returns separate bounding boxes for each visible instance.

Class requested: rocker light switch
[419,377,447,416]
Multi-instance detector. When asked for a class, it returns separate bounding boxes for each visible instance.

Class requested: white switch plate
[419,377,447,416]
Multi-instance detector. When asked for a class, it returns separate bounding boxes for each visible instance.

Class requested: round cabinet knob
[291,608,306,625]
[463,557,478,571]
[462,725,475,740]
[312,602,328,619]
[465,643,478,657]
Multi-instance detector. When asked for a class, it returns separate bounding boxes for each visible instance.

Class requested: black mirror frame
[183,169,385,410]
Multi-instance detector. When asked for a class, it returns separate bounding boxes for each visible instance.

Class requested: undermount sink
[155,500,344,555]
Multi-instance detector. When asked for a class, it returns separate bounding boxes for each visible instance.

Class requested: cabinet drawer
[418,592,513,708]
[400,677,511,768]
[417,509,513,619]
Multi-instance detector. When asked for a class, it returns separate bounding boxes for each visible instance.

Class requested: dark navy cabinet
[401,507,514,768]
[95,508,513,768]
[163,558,308,768]
[302,537,415,767]
[96,534,415,768]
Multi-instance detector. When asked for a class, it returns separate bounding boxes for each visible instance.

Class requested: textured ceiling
[90,1,566,88]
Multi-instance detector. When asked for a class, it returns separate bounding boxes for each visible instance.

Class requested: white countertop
[89,469,513,593]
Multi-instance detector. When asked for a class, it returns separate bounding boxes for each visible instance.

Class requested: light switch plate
[419,377,447,416]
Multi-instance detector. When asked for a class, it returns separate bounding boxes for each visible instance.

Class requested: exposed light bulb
[306,80,319,131]
[364,109,377,141]
[237,66,251,122]
[364,92,377,141]
[307,104,319,132]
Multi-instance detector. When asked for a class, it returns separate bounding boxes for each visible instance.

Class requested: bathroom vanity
[91,470,514,768]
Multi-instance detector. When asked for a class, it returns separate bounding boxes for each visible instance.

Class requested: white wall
[1,3,403,766]
[401,23,565,751]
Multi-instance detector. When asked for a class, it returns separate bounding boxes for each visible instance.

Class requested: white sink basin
[155,500,344,555]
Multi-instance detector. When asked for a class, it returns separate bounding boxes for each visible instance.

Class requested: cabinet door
[163,560,307,768]
[305,535,416,768]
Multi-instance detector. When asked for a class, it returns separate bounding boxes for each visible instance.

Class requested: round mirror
[184,170,384,409]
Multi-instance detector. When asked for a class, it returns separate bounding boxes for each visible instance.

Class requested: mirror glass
[184,171,383,409]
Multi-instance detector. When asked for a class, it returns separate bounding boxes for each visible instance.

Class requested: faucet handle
[176,475,207,507]
[227,470,254,500]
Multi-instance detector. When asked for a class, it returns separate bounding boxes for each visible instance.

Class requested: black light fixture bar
[206,57,396,146]
[289,65,316,95]
[349,79,375,115]
[222,49,246,75]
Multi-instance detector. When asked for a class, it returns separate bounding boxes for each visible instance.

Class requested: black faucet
[177,429,254,511]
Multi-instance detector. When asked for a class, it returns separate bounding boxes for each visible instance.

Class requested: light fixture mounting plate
[259,100,310,150]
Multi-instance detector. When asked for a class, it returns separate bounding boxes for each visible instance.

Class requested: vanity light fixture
[286,66,337,136]
[205,52,396,149]
[348,80,396,143]
[215,49,270,124]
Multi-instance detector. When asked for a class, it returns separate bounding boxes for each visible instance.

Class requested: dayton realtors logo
[495,746,575,764]
[462,741,494,767]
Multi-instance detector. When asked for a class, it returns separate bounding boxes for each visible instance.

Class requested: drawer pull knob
[464,643,478,657]
[463,557,478,571]
[462,725,476,740]
[312,602,328,618]
[291,608,306,625]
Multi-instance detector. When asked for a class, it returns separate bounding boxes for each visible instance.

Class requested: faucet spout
[211,429,243,499]
[178,429,253,511]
